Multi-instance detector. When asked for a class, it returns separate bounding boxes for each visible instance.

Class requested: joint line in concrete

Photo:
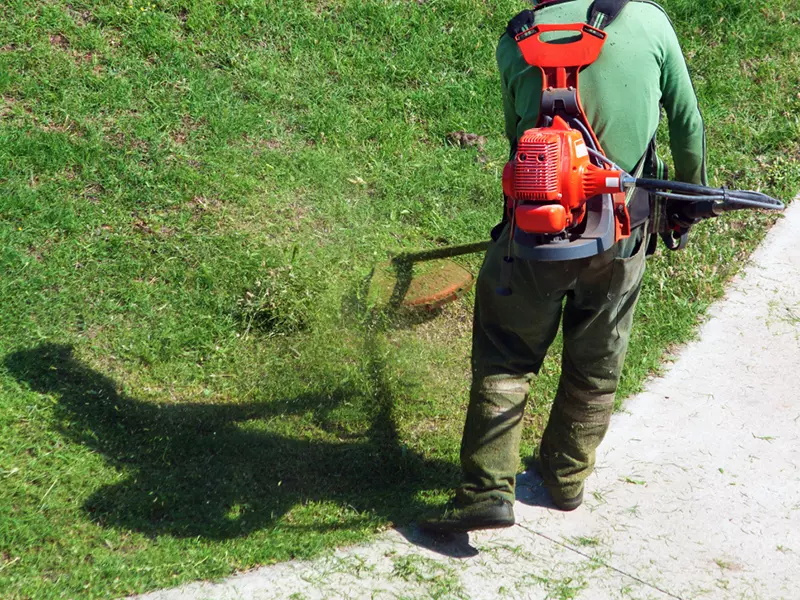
[517,523,685,600]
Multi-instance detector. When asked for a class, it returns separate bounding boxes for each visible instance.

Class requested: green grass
[1,0,799,597]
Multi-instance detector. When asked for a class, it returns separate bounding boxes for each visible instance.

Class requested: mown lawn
[1,0,799,597]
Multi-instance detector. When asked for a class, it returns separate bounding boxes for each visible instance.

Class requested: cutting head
[369,258,475,312]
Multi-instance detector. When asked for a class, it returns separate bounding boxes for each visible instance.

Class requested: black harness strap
[507,0,631,37]
[505,0,581,38]
[587,0,631,30]
[505,10,535,38]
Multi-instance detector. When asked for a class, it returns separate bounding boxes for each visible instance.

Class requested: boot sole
[420,517,515,535]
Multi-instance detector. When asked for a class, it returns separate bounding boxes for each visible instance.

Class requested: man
[422,0,706,532]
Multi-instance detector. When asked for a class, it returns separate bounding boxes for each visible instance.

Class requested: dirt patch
[40,118,84,137]
[132,218,155,235]
[272,198,312,235]
[47,31,103,68]
[132,216,177,238]
[186,196,221,216]
[83,183,105,203]
[446,130,486,150]
[75,51,97,64]
[170,115,205,145]
[107,131,148,152]
[50,34,70,50]
[66,6,94,27]
[446,130,489,163]
[0,96,16,119]
[106,30,122,48]
[242,133,284,153]
[81,325,104,340]
[27,246,44,262]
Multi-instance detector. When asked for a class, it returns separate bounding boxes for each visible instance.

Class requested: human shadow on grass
[5,343,466,551]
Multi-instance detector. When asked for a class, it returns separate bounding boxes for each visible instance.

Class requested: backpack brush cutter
[497,17,784,270]
[371,4,785,312]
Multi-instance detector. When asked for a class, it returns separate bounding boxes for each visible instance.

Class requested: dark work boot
[548,484,584,512]
[529,456,585,512]
[418,498,515,534]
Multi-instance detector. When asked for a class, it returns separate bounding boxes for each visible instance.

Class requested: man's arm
[660,25,707,185]
[497,36,520,160]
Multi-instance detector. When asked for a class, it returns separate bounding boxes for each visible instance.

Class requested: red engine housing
[502,117,629,238]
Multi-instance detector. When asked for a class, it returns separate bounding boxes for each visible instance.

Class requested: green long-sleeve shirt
[497,0,707,184]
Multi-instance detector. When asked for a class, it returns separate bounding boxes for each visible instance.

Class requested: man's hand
[666,199,700,234]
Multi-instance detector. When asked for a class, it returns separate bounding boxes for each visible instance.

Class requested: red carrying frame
[515,23,608,151]
[515,23,606,71]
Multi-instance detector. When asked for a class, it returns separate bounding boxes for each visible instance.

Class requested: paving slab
[133,201,800,600]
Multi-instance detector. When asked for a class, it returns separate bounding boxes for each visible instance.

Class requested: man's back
[497,0,706,183]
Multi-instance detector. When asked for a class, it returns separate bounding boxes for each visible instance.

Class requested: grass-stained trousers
[457,224,647,504]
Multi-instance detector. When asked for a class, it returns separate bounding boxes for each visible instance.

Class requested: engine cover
[502,116,625,235]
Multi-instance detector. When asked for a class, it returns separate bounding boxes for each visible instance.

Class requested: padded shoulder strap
[587,0,631,29]
[506,9,535,38]
[507,0,630,38]
[505,0,581,38]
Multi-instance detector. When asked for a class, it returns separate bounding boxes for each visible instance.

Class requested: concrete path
[135,202,800,600]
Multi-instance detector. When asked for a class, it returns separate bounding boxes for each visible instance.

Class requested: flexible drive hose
[654,192,781,211]
[633,178,784,211]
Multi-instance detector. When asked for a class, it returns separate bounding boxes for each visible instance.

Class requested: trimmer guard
[512,195,617,261]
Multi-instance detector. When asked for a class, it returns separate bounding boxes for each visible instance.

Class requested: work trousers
[457,224,648,504]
